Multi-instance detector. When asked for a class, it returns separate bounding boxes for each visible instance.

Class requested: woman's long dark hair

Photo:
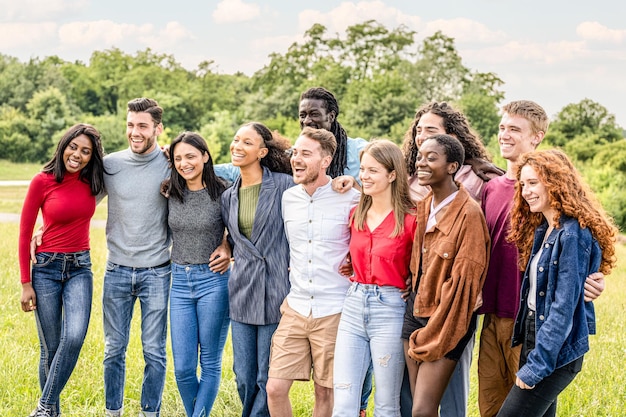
[169,132,227,202]
[42,123,105,195]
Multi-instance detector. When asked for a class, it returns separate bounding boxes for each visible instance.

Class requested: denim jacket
[512,215,600,387]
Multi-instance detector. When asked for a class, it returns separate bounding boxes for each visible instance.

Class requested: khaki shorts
[268,300,341,388]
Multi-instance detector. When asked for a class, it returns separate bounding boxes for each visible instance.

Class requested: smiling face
[498,112,541,163]
[173,141,209,189]
[298,98,335,130]
[126,111,162,154]
[414,112,447,147]
[519,164,555,221]
[63,134,93,174]
[359,151,395,199]
[415,138,457,188]
[290,134,331,189]
[230,125,268,169]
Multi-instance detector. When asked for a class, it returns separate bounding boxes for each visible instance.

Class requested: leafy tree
[342,72,416,141]
[0,107,39,162]
[563,133,608,162]
[81,113,127,153]
[0,55,71,112]
[582,162,626,230]
[456,93,500,147]
[340,20,415,81]
[408,31,468,102]
[200,111,241,164]
[592,139,626,173]
[546,98,623,146]
[26,87,74,161]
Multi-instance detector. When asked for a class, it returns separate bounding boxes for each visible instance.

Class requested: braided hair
[300,87,348,178]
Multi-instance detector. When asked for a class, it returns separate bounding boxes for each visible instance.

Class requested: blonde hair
[501,100,550,135]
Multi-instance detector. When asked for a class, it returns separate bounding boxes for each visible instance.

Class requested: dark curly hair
[402,101,490,176]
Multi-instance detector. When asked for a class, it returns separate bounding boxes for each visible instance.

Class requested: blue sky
[2,0,625,127]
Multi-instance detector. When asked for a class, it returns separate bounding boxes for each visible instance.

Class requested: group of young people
[18,87,617,417]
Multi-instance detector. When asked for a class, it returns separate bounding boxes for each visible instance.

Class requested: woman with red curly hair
[497,149,618,417]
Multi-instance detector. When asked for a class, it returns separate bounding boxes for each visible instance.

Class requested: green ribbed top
[238,183,262,239]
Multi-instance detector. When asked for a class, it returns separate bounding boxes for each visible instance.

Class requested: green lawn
[0,159,42,181]
[1,184,625,415]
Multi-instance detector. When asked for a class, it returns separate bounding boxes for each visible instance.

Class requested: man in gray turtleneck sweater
[101,98,171,417]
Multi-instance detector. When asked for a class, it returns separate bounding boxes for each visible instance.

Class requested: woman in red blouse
[19,124,105,417]
[332,139,417,416]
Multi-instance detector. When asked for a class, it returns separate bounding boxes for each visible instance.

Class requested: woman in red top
[19,124,105,417]
[332,139,417,416]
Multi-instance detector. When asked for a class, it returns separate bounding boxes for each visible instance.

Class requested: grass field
[1,174,625,416]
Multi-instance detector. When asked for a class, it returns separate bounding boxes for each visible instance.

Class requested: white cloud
[577,21,626,43]
[0,22,57,48]
[212,0,261,24]
[57,20,193,51]
[140,21,195,47]
[58,20,153,47]
[464,40,590,66]
[0,0,87,22]
[299,1,421,34]
[422,18,506,44]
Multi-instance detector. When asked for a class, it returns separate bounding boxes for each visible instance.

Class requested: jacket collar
[421,183,470,236]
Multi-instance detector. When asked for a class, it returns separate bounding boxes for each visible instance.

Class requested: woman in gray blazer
[220,122,294,417]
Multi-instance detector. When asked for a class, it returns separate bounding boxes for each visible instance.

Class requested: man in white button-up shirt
[267,127,360,417]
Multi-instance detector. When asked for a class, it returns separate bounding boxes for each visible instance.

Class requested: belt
[154,260,171,268]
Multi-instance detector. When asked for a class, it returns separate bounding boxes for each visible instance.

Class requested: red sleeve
[19,174,47,284]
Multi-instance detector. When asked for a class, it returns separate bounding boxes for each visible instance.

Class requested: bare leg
[412,358,457,417]
[404,340,418,396]
[313,382,333,417]
[266,377,294,417]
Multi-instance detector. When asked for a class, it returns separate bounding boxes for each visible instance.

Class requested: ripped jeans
[332,282,405,417]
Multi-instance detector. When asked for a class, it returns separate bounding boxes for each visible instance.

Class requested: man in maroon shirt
[477,100,605,417]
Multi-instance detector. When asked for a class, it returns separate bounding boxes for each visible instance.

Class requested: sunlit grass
[0,159,42,181]
[0,219,624,416]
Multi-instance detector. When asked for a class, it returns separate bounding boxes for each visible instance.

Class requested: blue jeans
[231,320,278,417]
[32,251,93,415]
[102,261,171,415]
[170,263,230,417]
[333,283,405,417]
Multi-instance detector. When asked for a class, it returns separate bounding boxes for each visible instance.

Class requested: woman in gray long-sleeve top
[167,132,231,417]
[220,122,294,417]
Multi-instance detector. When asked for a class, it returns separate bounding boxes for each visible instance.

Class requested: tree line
[0,20,624,228]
